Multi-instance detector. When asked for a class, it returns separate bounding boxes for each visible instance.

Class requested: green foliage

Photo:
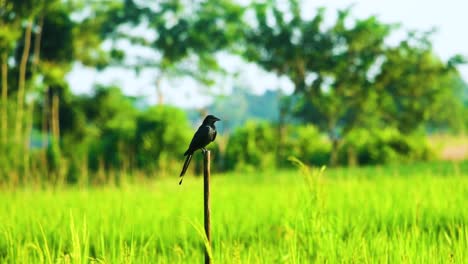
[75,87,193,175]
[38,7,75,63]
[46,137,62,173]
[242,2,465,166]
[0,101,20,180]
[225,122,330,170]
[102,0,245,90]
[283,125,330,166]
[225,121,435,170]
[0,22,20,55]
[134,105,192,172]
[339,128,433,165]
[425,72,467,133]
[375,33,458,133]
[225,121,278,171]
[1,0,467,184]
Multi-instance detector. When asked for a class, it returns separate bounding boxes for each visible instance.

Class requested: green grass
[1,162,467,263]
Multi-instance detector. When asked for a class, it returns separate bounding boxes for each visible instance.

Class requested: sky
[66,0,468,108]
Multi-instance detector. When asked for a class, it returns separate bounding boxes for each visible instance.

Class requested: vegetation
[242,2,465,165]
[0,0,467,186]
[1,161,467,263]
[0,1,467,261]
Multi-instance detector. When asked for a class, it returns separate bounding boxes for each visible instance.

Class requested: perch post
[203,150,211,264]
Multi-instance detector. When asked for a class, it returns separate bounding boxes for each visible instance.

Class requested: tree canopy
[241,1,465,164]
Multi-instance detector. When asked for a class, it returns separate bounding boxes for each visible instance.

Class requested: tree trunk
[23,15,44,182]
[277,97,287,166]
[329,138,340,167]
[33,15,44,72]
[41,86,49,170]
[15,20,33,151]
[51,93,60,139]
[1,52,8,146]
[49,92,61,180]
[32,15,48,172]
[80,151,89,187]
[23,99,35,182]
[347,145,357,167]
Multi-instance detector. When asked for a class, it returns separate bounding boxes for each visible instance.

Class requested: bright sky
[66,0,468,108]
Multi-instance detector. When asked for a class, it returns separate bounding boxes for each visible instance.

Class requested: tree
[0,0,114,183]
[78,86,138,175]
[375,33,465,134]
[243,2,392,165]
[242,1,464,165]
[0,0,49,180]
[102,0,245,104]
[0,0,21,148]
[134,106,192,173]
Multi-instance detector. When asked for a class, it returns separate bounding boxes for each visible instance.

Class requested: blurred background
[1,0,467,186]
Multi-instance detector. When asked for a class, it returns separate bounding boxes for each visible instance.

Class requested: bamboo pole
[203,150,212,264]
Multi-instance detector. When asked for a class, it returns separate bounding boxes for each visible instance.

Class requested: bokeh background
[1,1,468,263]
[1,0,467,185]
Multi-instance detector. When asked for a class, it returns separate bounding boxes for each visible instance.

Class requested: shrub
[86,105,192,176]
[339,128,433,166]
[280,124,330,167]
[134,106,192,173]
[224,121,277,171]
[225,122,329,170]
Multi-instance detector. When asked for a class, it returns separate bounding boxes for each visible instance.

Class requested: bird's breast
[208,127,216,140]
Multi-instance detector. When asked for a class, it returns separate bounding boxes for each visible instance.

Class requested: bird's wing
[212,129,217,142]
[186,125,211,153]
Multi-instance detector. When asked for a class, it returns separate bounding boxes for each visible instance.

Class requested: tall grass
[0,162,467,263]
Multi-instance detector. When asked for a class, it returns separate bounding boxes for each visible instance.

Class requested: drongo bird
[179,114,220,185]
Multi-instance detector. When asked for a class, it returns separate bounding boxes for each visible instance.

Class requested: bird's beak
[214,116,221,121]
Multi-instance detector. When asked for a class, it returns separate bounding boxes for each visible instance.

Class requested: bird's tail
[179,154,193,185]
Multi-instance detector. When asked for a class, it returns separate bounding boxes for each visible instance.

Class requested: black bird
[179,114,220,185]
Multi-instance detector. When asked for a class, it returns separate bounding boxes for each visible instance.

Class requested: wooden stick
[203,150,212,264]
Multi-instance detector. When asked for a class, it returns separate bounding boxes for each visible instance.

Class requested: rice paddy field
[1,161,467,263]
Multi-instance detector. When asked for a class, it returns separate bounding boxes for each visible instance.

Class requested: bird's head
[203,114,221,124]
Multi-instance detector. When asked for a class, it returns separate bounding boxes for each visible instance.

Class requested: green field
[1,162,467,263]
